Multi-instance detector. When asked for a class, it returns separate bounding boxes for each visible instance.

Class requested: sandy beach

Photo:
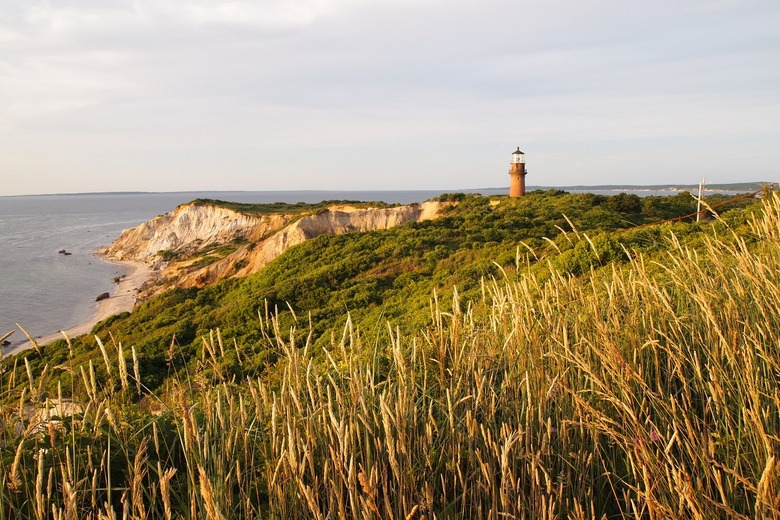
[3,260,152,358]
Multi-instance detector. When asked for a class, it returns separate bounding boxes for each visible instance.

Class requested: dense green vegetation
[15,190,755,394]
[1,190,776,519]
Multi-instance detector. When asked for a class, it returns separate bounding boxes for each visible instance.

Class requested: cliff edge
[99,200,443,298]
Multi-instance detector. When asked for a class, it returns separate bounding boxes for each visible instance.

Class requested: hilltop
[10,189,760,386]
[34,189,754,383]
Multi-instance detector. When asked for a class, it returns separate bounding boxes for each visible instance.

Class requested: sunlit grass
[1,196,779,518]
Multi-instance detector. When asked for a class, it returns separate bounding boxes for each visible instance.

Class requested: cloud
[151,0,338,29]
[1,0,779,194]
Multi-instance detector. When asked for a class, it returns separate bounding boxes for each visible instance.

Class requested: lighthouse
[508,147,526,197]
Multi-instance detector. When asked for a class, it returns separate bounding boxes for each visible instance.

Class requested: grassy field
[1,192,778,518]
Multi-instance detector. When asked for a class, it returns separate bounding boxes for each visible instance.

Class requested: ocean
[1,185,747,350]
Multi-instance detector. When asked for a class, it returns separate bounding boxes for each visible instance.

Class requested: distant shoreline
[0,182,771,199]
[3,259,152,358]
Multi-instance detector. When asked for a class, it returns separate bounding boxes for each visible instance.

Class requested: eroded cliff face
[98,203,294,263]
[100,201,443,297]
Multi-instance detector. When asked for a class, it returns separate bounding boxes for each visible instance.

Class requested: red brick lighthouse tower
[509,147,527,197]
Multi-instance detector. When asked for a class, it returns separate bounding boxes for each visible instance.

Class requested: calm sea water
[1,186,737,349]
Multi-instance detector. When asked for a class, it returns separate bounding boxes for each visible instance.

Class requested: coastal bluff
[98,200,443,296]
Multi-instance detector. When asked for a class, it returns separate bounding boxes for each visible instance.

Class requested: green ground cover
[1,190,775,519]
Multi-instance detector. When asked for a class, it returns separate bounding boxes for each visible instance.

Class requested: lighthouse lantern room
[511,148,525,164]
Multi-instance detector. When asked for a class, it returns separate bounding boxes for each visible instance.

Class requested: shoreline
[3,259,152,358]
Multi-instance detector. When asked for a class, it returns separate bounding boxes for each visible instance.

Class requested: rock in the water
[96,292,110,302]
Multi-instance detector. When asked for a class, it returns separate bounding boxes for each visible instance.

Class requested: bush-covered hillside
[12,190,753,393]
[1,190,776,519]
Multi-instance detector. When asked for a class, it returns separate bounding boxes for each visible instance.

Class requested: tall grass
[2,197,779,518]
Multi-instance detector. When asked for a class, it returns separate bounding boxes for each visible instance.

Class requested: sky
[1,0,778,196]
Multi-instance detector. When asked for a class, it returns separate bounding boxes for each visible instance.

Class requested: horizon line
[1,181,772,199]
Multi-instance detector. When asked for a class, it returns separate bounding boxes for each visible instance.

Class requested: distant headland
[529,182,771,194]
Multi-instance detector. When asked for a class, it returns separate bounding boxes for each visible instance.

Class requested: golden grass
[1,196,779,518]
